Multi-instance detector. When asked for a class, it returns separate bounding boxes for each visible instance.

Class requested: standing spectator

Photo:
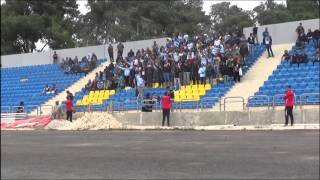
[252,24,258,44]
[65,96,73,122]
[136,74,145,100]
[283,85,295,126]
[108,44,114,61]
[248,33,255,56]
[16,101,24,113]
[239,42,249,64]
[233,61,241,82]
[161,92,171,127]
[263,34,274,58]
[117,42,124,59]
[174,63,182,90]
[118,64,132,87]
[262,27,269,38]
[53,51,58,64]
[198,64,206,85]
[52,101,63,119]
[296,22,305,37]
[66,91,74,101]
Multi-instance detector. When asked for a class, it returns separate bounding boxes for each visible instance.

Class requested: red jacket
[283,89,295,107]
[65,99,73,111]
[162,95,171,109]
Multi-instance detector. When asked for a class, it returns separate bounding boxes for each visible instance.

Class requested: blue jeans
[163,73,170,83]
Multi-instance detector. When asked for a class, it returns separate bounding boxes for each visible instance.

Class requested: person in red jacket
[283,85,295,126]
[162,92,171,126]
[65,96,74,122]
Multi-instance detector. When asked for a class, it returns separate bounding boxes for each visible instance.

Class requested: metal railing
[222,96,245,111]
[299,93,320,108]
[247,95,271,110]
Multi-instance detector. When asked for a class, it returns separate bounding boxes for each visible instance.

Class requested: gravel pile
[46,112,122,130]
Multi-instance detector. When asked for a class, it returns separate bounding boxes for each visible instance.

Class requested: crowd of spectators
[56,52,98,74]
[281,23,320,66]
[82,31,258,99]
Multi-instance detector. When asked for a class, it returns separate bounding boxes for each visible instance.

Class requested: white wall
[0,38,168,68]
[243,19,320,45]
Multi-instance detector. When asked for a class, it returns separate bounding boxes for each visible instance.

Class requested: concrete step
[212,44,293,111]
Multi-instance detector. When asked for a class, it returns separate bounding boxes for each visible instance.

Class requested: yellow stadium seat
[198,89,206,96]
[83,95,89,100]
[192,89,199,94]
[98,94,104,99]
[186,94,193,100]
[204,84,211,90]
[191,85,198,89]
[103,94,109,99]
[193,95,200,100]
[109,90,115,95]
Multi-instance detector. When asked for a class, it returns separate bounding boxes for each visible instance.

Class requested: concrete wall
[243,19,320,45]
[112,108,319,126]
[1,38,168,68]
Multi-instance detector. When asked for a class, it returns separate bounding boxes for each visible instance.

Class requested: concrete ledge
[113,108,319,126]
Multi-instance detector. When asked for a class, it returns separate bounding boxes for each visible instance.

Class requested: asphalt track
[1,130,319,179]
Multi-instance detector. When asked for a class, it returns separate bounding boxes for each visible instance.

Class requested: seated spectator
[142,93,154,112]
[49,84,58,94]
[306,29,313,43]
[313,48,320,66]
[292,48,307,67]
[43,84,50,94]
[52,101,63,119]
[16,101,24,113]
[281,50,290,62]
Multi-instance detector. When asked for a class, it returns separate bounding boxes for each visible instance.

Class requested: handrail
[299,93,320,108]
[223,96,245,111]
[0,106,11,113]
[272,94,299,108]
[247,95,271,109]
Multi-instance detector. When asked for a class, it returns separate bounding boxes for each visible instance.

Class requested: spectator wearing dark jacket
[108,44,114,61]
[263,34,274,58]
[16,101,24,113]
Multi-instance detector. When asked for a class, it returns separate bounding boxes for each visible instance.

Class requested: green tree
[209,2,254,34]
[1,0,79,55]
[253,0,291,25]
[286,0,319,21]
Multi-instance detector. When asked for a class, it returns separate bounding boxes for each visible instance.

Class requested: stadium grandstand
[1,20,319,117]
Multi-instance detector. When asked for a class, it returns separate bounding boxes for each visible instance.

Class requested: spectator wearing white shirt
[136,74,145,100]
[198,64,206,85]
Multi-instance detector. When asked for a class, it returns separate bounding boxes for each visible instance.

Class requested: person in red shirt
[65,96,73,122]
[283,85,295,126]
[162,92,171,126]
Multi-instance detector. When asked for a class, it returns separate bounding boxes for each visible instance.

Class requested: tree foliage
[1,0,79,55]
[209,2,254,34]
[1,0,319,55]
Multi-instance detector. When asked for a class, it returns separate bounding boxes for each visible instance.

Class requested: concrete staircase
[30,61,110,116]
[215,43,293,111]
